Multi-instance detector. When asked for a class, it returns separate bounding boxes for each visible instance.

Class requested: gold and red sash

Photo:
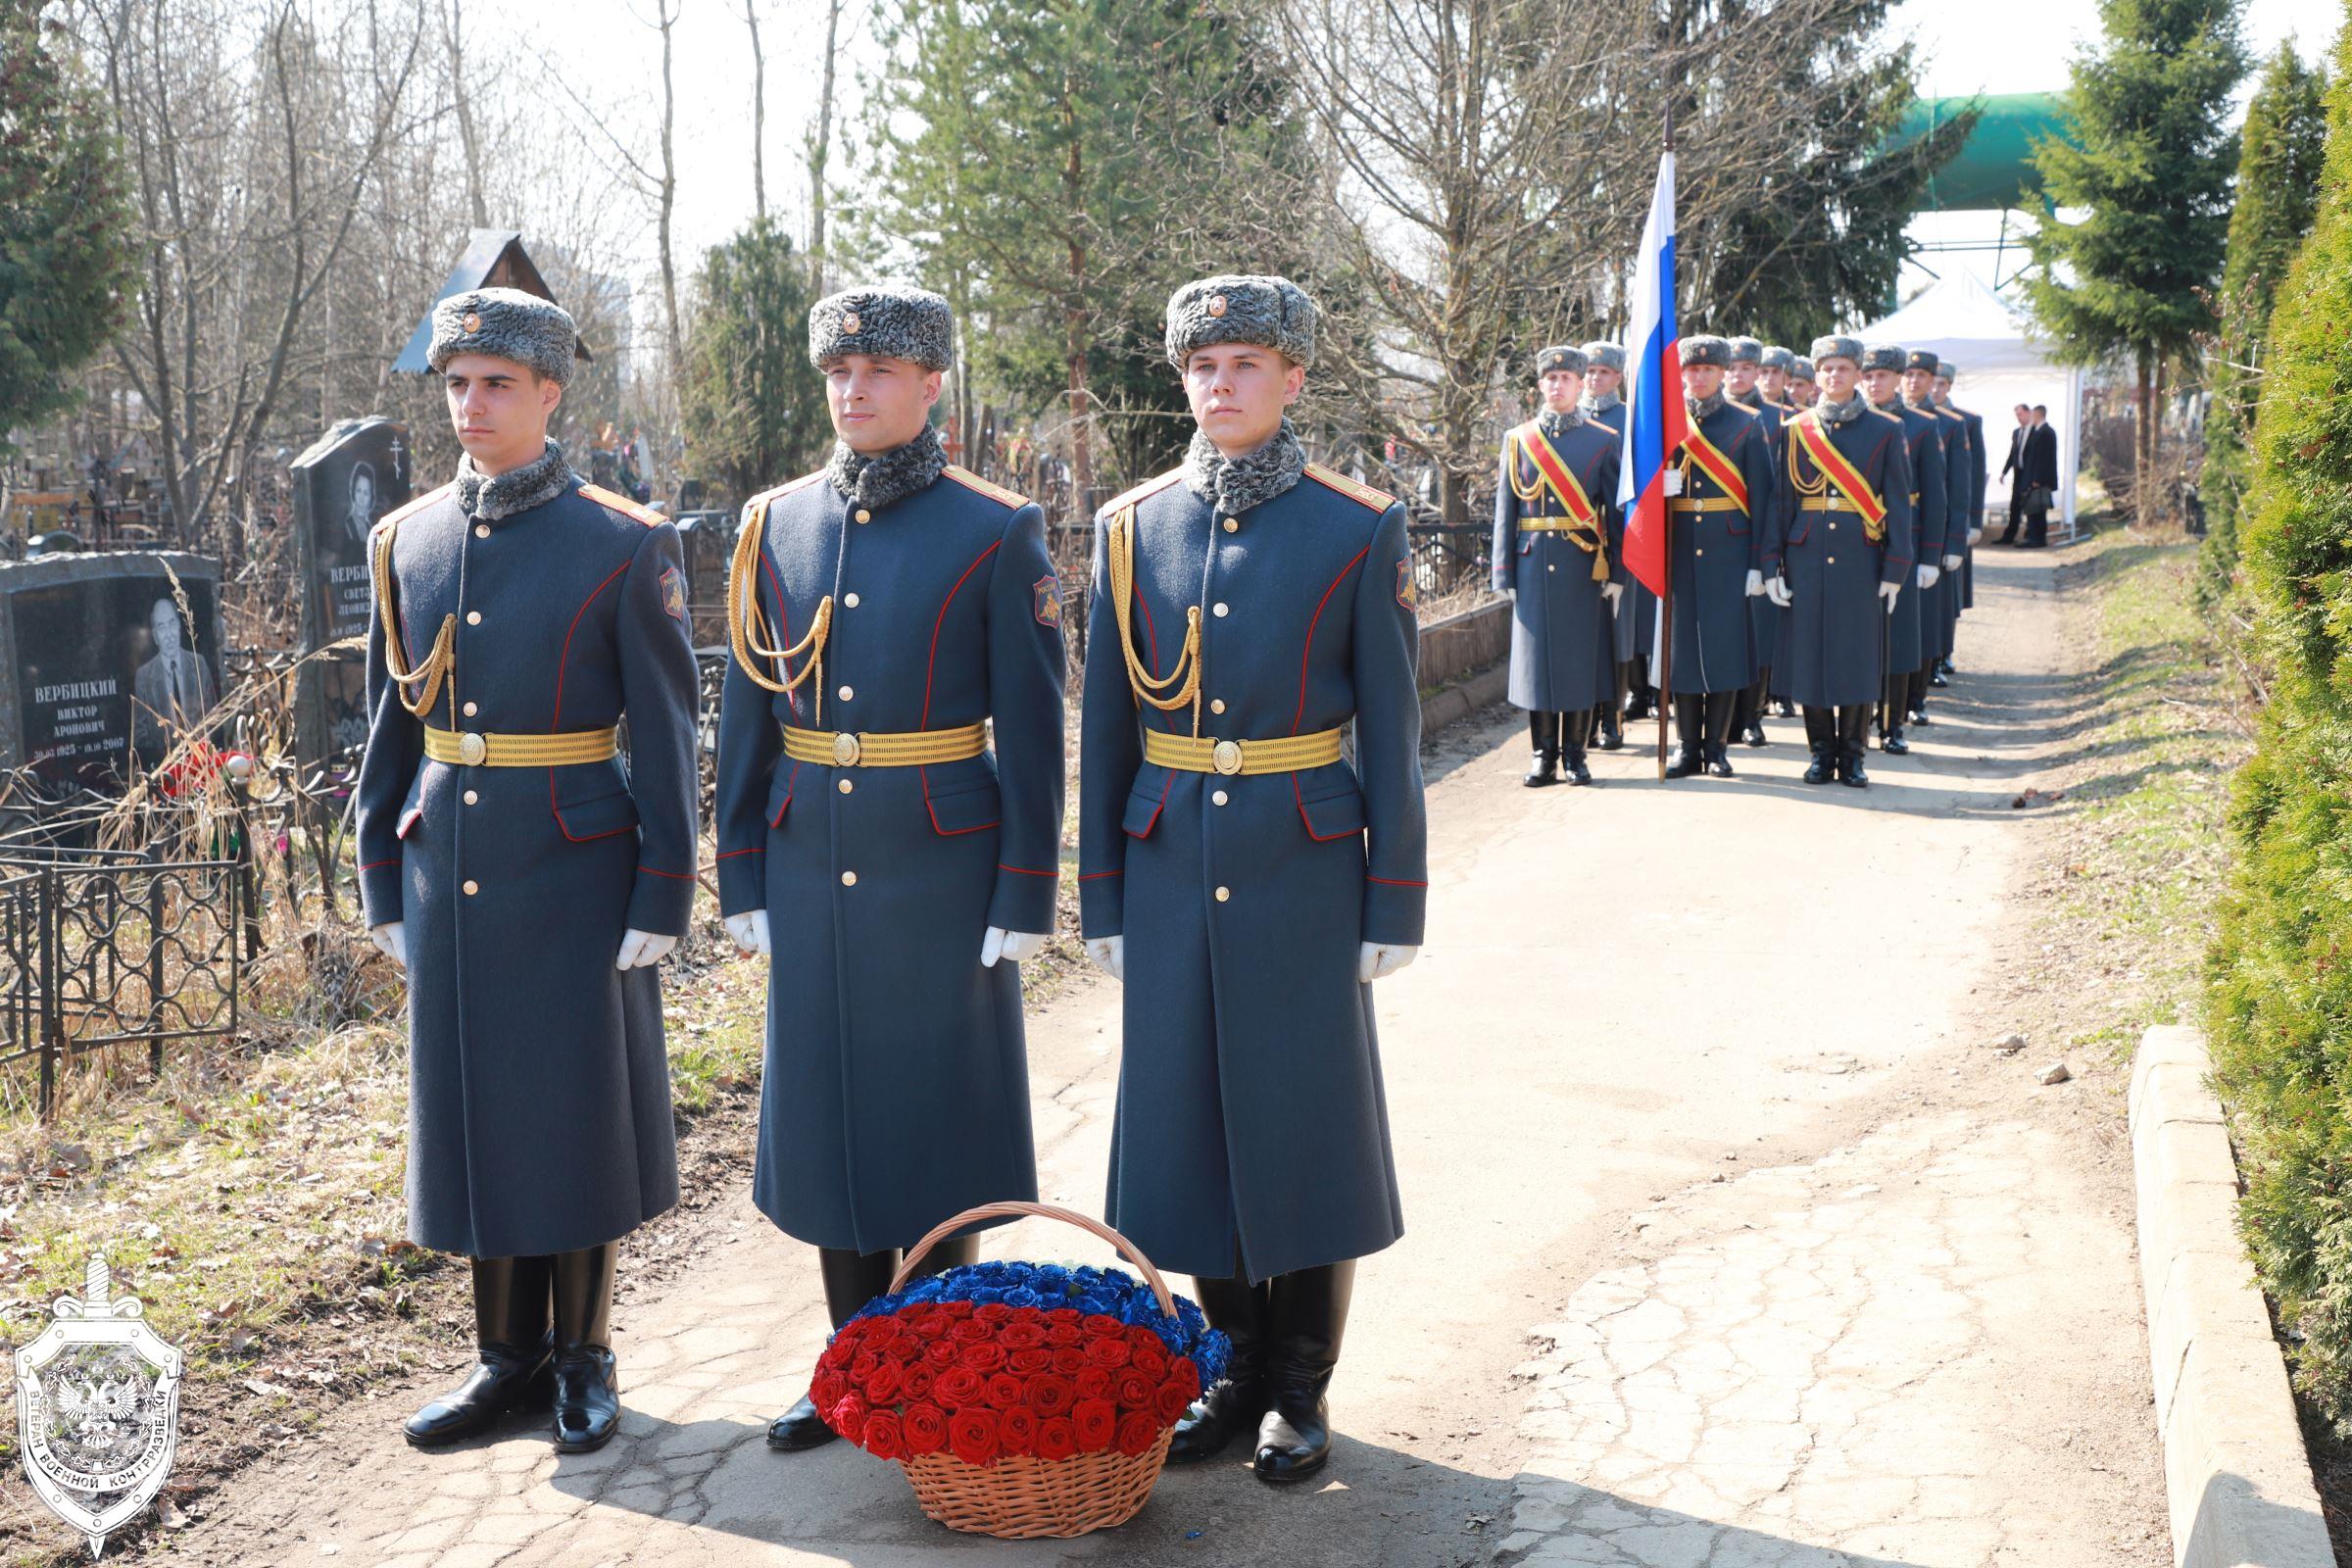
[1789,413,1887,540]
[1509,422,1608,579]
[1676,426,1749,513]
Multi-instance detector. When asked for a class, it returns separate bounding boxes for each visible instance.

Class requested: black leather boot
[1562,709,1594,786]
[1593,701,1623,752]
[1254,1261,1355,1485]
[1704,692,1738,776]
[1171,1271,1271,1463]
[1666,695,1705,777]
[405,1255,554,1447]
[1523,711,1560,787]
[551,1243,621,1453]
[768,1244,910,1451]
[1838,706,1872,788]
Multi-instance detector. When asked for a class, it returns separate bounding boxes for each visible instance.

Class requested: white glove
[1917,564,1940,589]
[615,929,677,970]
[725,909,770,956]
[369,921,406,967]
[1879,580,1901,614]
[1662,467,1685,497]
[1744,568,1765,598]
[1766,576,1792,608]
[1503,586,1517,602]
[1942,554,1962,571]
[1601,582,1623,607]
[1358,942,1419,982]
[1967,528,1984,547]
[1085,934,1124,981]
[982,928,1049,967]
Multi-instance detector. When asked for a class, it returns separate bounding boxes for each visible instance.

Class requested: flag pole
[1655,103,1676,781]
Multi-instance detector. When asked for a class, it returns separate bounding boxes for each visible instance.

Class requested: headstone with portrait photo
[289,417,412,769]
[0,553,224,796]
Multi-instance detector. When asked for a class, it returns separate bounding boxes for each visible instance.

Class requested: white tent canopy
[1853,270,2082,537]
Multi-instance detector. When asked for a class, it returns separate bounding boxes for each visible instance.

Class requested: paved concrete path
[179,547,2167,1567]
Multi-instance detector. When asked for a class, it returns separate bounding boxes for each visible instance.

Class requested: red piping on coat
[997,863,1055,876]
[1289,544,1371,840]
[636,865,694,879]
[360,858,399,871]
[920,541,1003,837]
[1366,874,1427,887]
[715,847,761,859]
[548,558,636,843]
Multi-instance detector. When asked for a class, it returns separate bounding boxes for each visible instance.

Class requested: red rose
[861,1361,906,1404]
[1115,1410,1160,1457]
[974,1301,1014,1324]
[1036,1416,1078,1462]
[902,1400,948,1455]
[887,1328,925,1362]
[940,1299,976,1317]
[1131,1342,1169,1381]
[1045,1307,1082,1326]
[902,1362,939,1401]
[959,1342,1008,1374]
[815,1340,854,1374]
[951,1319,993,1344]
[810,1371,848,1412]
[1007,1348,1054,1376]
[999,1404,1039,1457]
[1071,1397,1117,1452]
[933,1366,986,1409]
[1153,1379,1196,1424]
[924,1339,959,1367]
[861,1408,906,1460]
[830,1392,870,1436]
[1115,1371,1154,1410]
[1027,1373,1076,1419]
[949,1407,1001,1467]
[1075,1366,1114,1401]
[999,1321,1048,1350]
[1051,1346,1089,1374]
[851,1350,883,1383]
[908,1308,952,1337]
[1082,1313,1123,1337]
[1168,1357,1200,1396]
[1085,1337,1131,1369]
[986,1372,1027,1410]
[1046,1322,1084,1348]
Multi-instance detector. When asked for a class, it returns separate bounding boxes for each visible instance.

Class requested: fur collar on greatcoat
[1816,393,1869,427]
[456,439,577,522]
[825,423,949,512]
[1536,409,1584,439]
[1181,419,1307,515]
[1688,388,1728,421]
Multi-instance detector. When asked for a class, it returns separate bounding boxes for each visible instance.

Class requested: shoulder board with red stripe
[1102,468,1184,514]
[375,482,452,532]
[942,465,1030,509]
[743,470,826,531]
[578,483,668,526]
[1304,463,1396,513]
[1586,416,1620,439]
[1868,408,1904,425]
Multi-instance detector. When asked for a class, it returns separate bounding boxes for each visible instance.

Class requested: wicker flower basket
[809,1200,1218,1540]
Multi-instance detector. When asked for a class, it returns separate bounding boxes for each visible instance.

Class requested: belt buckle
[832,732,862,766]
[1211,739,1244,776]
[458,731,487,766]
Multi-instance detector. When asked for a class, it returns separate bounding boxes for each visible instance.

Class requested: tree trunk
[656,0,684,391]
[445,0,487,226]
[1062,99,1094,515]
[2135,347,2154,524]
[746,0,766,223]
[808,0,844,290]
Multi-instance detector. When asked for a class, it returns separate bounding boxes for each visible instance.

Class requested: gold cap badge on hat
[461,313,481,334]
[842,311,861,334]
[1207,295,1228,318]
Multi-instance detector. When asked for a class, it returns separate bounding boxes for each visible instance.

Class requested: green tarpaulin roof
[1888,93,2075,212]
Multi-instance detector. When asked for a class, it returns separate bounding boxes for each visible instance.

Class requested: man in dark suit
[2021,407,2058,547]
[1997,404,2032,544]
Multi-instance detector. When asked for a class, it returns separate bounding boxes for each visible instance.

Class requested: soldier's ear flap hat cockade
[1760,345,1796,373]
[1536,344,1588,377]
[1727,336,1764,365]
[1165,274,1318,369]
[1861,344,1908,374]
[1904,349,1941,374]
[427,287,579,386]
[1810,335,1863,368]
[1681,334,1732,368]
[1791,357,1817,381]
[1580,341,1626,373]
[808,285,955,372]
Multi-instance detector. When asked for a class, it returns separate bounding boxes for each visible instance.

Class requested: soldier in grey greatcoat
[1934,363,1987,668]
[1863,345,1946,757]
[1660,336,1771,777]
[1903,350,1970,727]
[1079,274,1428,1486]
[1495,344,1626,786]
[1728,343,1795,745]
[358,288,700,1454]
[1579,340,1635,752]
[712,286,1066,1453]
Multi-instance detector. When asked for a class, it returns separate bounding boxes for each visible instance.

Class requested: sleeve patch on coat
[1396,559,1417,610]
[661,565,688,622]
[1033,574,1062,626]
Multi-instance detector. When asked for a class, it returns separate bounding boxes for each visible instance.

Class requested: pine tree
[2023,0,2247,521]
[679,220,830,506]
[2206,20,2352,1434]
[0,5,136,447]
[2197,39,2329,606]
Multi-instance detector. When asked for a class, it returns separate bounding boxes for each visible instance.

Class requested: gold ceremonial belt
[1143,727,1345,777]
[1799,497,1860,513]
[424,726,619,767]
[1668,498,1745,514]
[1515,517,1592,533]
[781,720,987,768]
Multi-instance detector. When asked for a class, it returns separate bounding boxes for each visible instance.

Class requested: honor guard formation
[357,278,1978,1485]
[1498,331,1987,788]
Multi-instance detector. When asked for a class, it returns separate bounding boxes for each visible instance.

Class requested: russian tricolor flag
[1619,150,1681,598]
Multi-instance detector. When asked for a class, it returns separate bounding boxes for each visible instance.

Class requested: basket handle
[887,1200,1178,1318]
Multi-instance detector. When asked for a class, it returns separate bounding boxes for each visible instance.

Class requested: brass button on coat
[1212,602,1229,617]
[837,778,854,794]
[838,685,854,702]
[1212,790,1229,806]
[474,524,491,539]
[855,509,871,524]
[1223,517,1240,532]
[844,592,860,608]
[1210,698,1226,714]
[463,701,478,716]
[1214,886,1231,902]
[466,610,481,625]
[464,790,478,806]
[463,879,479,896]
[841,870,858,887]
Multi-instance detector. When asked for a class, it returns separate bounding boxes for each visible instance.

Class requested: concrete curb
[2131,1024,2334,1568]
[1419,663,1507,736]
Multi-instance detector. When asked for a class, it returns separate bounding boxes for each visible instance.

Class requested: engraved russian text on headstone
[289,418,412,764]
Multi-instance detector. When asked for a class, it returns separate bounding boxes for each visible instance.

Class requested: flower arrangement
[810,1260,1230,1469]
